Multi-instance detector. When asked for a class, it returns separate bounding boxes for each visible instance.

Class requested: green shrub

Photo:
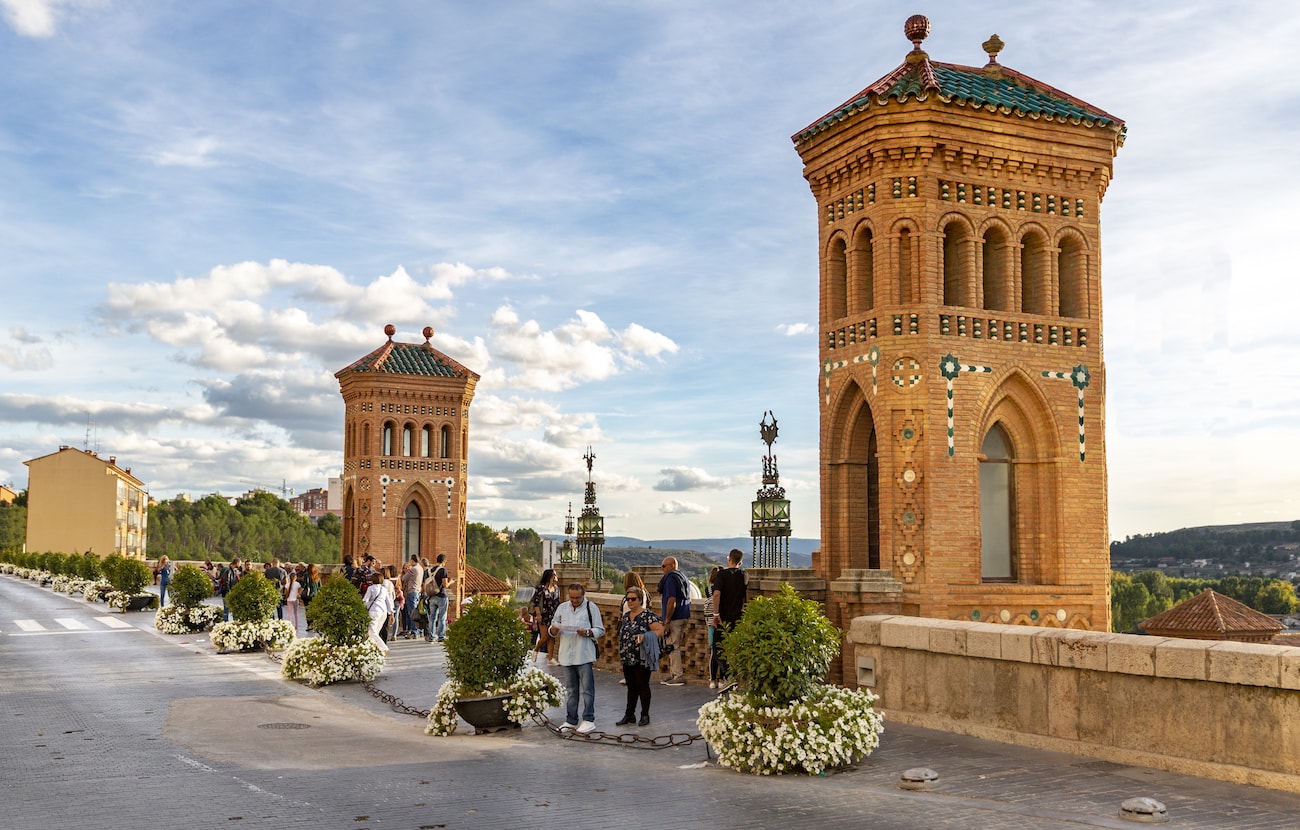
[305,575,369,645]
[107,557,152,595]
[77,553,102,581]
[444,597,531,695]
[102,554,125,588]
[720,583,841,707]
[168,564,213,608]
[40,552,68,574]
[225,570,281,623]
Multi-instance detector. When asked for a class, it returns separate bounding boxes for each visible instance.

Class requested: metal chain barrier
[263,647,708,751]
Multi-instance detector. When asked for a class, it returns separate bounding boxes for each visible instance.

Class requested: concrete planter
[452,694,519,735]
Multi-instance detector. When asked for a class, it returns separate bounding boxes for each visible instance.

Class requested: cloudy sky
[1,1,1297,543]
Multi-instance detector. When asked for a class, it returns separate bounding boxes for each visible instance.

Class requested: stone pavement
[5,573,1300,829]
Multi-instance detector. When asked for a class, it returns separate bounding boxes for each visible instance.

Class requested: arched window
[1020,231,1050,315]
[1058,235,1087,318]
[982,226,1011,311]
[897,228,913,303]
[403,501,421,560]
[362,423,371,456]
[421,425,432,458]
[382,421,394,456]
[440,425,451,459]
[943,221,973,306]
[826,236,848,320]
[851,227,874,312]
[980,424,1016,581]
[401,423,414,457]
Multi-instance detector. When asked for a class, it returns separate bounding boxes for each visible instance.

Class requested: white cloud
[654,466,734,492]
[659,499,709,515]
[151,135,220,168]
[0,0,90,38]
[777,323,812,337]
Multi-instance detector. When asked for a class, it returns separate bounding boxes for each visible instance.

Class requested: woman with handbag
[531,569,561,667]
[616,586,663,728]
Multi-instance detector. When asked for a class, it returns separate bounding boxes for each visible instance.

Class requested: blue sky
[2,1,1298,542]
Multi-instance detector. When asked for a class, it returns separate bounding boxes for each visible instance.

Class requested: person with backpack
[711,548,749,686]
[218,558,243,622]
[423,553,454,642]
[656,557,692,686]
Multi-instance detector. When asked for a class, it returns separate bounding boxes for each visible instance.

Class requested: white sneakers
[576,721,596,734]
[559,722,576,732]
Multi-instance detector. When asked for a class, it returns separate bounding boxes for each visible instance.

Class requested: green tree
[1256,580,1299,615]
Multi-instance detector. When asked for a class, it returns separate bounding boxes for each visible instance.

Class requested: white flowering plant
[155,603,223,634]
[425,667,564,736]
[698,583,885,775]
[281,636,386,685]
[105,590,159,611]
[82,582,113,603]
[211,619,295,652]
[698,685,884,775]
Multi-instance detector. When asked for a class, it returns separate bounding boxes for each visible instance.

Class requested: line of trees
[148,492,341,564]
[466,523,542,584]
[1111,570,1299,633]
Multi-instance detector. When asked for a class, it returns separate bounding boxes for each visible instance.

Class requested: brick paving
[5,572,1300,829]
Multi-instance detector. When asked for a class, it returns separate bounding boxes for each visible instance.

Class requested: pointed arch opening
[826,381,881,575]
[382,421,395,456]
[403,501,422,561]
[440,424,452,459]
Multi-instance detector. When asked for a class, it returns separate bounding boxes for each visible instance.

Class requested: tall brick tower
[795,17,1124,633]
[335,325,478,598]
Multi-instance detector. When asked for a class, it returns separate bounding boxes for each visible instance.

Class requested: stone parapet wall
[850,614,1300,792]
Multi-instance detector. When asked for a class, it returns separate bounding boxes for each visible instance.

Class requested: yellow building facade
[24,446,149,557]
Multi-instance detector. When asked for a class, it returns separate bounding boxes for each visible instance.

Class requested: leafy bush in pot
[106,557,153,596]
[720,583,841,707]
[305,575,369,645]
[168,564,213,608]
[225,570,281,622]
[444,597,531,695]
[77,553,102,581]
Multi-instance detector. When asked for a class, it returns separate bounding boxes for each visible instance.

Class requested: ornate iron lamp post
[751,411,792,568]
[560,501,576,563]
[575,447,605,579]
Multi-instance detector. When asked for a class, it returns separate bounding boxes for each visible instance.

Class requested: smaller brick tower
[336,325,478,599]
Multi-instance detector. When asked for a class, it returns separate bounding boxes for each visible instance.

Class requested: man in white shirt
[548,583,605,734]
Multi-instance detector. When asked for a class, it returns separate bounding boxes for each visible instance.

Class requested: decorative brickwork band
[1041,365,1091,460]
[442,477,456,518]
[939,354,992,457]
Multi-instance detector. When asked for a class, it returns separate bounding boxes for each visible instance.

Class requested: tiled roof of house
[463,564,512,596]
[1139,589,1284,640]
[335,326,480,381]
[1272,632,1300,647]
[793,27,1123,145]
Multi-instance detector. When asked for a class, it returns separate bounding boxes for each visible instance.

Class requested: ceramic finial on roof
[904,14,930,63]
[422,326,434,343]
[384,323,396,339]
[983,33,1004,65]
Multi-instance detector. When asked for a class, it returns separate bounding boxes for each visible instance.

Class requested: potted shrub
[210,571,294,651]
[281,575,385,685]
[426,598,562,736]
[154,564,222,633]
[104,557,158,612]
[696,583,885,775]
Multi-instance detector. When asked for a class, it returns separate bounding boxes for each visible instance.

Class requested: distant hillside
[546,535,819,572]
[1112,520,1300,581]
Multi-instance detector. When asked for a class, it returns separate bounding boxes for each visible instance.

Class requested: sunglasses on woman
[625,595,640,602]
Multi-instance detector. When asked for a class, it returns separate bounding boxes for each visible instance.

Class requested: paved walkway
[5,573,1300,829]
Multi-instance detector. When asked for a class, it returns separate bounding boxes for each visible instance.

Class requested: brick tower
[335,325,478,598]
[795,17,1124,634]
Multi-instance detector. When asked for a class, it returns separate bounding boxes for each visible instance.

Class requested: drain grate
[257,722,311,730]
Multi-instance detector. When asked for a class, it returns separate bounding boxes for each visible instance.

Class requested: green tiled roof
[795,56,1123,144]
[335,340,478,380]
